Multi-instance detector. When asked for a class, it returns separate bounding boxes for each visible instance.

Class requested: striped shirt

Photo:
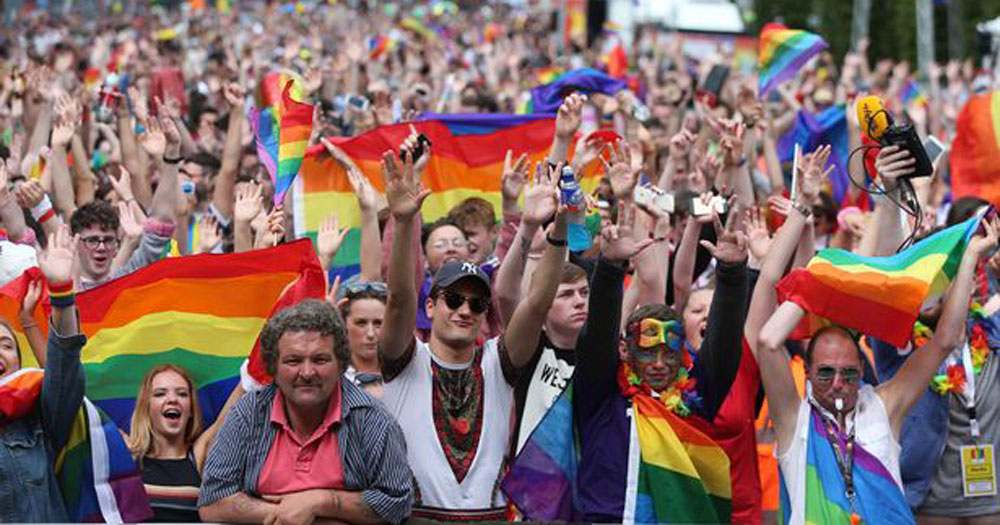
[198,381,413,523]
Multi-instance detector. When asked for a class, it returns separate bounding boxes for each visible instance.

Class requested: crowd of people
[2,1,1000,524]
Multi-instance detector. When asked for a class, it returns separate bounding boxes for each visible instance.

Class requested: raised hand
[600,201,655,262]
[317,213,349,262]
[736,85,764,127]
[116,201,144,241]
[400,124,431,175]
[714,118,746,167]
[54,92,81,124]
[196,214,222,254]
[108,167,135,202]
[139,117,167,158]
[257,204,286,248]
[50,117,76,147]
[222,82,246,109]
[14,180,45,209]
[234,183,263,223]
[699,207,748,265]
[19,277,42,326]
[39,224,77,284]
[745,206,772,261]
[555,92,587,139]
[669,129,695,162]
[601,140,639,200]
[969,215,1000,260]
[0,162,10,207]
[128,85,150,124]
[798,144,834,201]
[874,145,916,186]
[522,161,560,226]
[157,107,182,146]
[572,134,604,173]
[382,147,429,221]
[302,68,323,95]
[501,149,529,204]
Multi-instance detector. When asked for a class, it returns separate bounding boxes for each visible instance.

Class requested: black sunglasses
[441,291,489,314]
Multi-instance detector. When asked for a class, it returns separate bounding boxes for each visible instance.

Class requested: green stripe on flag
[637,461,731,523]
[84,349,244,400]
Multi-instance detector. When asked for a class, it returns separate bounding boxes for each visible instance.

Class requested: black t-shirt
[511,331,576,455]
[142,453,201,522]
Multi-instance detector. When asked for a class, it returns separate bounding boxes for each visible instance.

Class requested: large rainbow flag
[503,386,732,523]
[951,91,1000,206]
[758,23,828,97]
[777,214,982,347]
[77,240,324,431]
[779,409,913,524]
[1,369,152,522]
[295,114,599,279]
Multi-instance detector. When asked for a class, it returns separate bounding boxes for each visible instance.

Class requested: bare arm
[212,83,246,221]
[672,216,704,310]
[193,385,245,473]
[49,132,77,219]
[69,135,96,206]
[745,208,808,354]
[547,93,585,165]
[757,301,807,454]
[879,219,998,437]
[199,493,277,523]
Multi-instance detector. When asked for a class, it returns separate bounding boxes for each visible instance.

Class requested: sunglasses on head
[344,281,388,298]
[814,366,861,384]
[440,291,489,314]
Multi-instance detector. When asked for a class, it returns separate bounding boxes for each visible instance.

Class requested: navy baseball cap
[432,261,491,298]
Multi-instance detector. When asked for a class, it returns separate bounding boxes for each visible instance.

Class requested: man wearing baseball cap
[378,141,569,521]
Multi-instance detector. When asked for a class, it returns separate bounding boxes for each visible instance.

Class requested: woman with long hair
[128,365,242,522]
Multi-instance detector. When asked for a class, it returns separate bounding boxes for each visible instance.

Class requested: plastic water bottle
[559,166,592,251]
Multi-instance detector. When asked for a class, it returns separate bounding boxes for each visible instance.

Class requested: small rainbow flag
[901,80,928,108]
[0,267,49,369]
[779,409,913,524]
[503,386,732,522]
[758,23,828,97]
[252,77,314,205]
[77,240,324,431]
[951,91,1000,206]
[295,114,598,280]
[777,214,983,347]
[369,35,392,60]
[1,368,152,522]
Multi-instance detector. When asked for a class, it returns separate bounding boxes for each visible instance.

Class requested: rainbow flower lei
[922,303,992,396]
[618,363,702,417]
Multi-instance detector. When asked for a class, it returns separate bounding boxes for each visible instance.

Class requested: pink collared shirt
[257,384,346,495]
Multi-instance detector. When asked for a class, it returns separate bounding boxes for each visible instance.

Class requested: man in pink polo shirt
[199,300,413,524]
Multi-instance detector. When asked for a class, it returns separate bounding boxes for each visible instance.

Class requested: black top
[142,452,202,523]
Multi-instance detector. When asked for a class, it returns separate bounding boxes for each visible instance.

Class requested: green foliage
[751,0,1000,63]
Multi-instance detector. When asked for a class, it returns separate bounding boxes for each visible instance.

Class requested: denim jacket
[0,329,87,522]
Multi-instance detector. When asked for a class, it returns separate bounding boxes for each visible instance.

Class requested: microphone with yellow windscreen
[856,95,892,142]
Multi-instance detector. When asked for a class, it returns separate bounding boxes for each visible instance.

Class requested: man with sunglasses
[757,217,1000,524]
[378,143,571,521]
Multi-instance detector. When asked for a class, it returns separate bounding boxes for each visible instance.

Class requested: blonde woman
[127,365,242,522]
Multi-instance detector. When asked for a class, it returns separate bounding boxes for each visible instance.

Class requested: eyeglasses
[80,235,120,249]
[343,281,389,298]
[431,238,468,250]
[635,318,682,350]
[440,291,489,314]
[814,366,861,384]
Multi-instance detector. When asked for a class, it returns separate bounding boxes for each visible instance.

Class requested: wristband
[546,233,568,247]
[790,200,813,218]
[48,281,76,308]
[162,155,184,165]
[30,195,54,222]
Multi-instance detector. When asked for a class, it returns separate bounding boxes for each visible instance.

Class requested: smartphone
[347,95,370,111]
[691,195,728,217]
[633,185,675,214]
[922,135,946,166]
[399,134,433,162]
[698,65,730,108]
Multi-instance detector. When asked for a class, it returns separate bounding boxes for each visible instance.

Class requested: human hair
[421,217,464,252]
[128,365,204,460]
[947,196,990,227]
[559,262,587,285]
[623,303,680,352]
[804,325,861,366]
[70,200,120,234]
[338,288,388,320]
[187,152,222,173]
[447,197,497,232]
[260,299,349,375]
[0,318,21,367]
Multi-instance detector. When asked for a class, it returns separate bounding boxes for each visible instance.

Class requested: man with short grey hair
[199,300,413,524]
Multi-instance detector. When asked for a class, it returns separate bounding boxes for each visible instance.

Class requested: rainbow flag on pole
[503,387,732,523]
[780,409,913,524]
[78,240,324,431]
[777,214,983,347]
[253,72,313,204]
[951,91,1000,206]
[295,114,598,279]
[758,23,828,97]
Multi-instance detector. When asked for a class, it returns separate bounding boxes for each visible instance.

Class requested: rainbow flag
[777,214,983,347]
[294,114,598,279]
[77,240,324,431]
[951,92,1000,206]
[252,76,314,205]
[503,387,732,522]
[0,369,152,522]
[0,268,49,369]
[530,68,628,114]
[901,80,928,108]
[369,35,392,60]
[758,23,828,97]
[780,409,913,524]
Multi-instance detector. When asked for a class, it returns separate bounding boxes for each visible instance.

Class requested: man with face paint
[757,216,1000,524]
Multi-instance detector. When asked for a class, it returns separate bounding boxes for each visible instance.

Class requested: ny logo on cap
[461,262,479,274]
